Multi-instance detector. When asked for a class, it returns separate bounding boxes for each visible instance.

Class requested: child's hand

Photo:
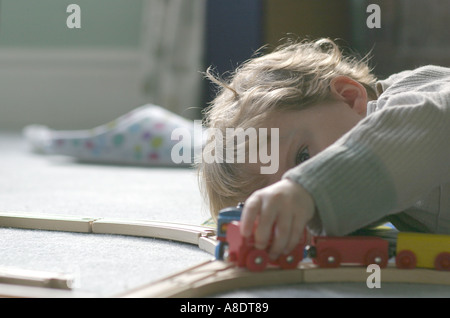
[240,179,315,260]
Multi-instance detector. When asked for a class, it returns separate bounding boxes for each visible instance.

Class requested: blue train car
[215,203,243,260]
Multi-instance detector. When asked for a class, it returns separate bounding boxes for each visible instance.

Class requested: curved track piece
[117,260,450,298]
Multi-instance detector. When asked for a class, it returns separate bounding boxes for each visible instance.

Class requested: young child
[198,38,450,261]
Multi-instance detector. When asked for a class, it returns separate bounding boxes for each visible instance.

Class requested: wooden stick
[0,283,90,298]
[0,266,73,290]
[0,212,96,233]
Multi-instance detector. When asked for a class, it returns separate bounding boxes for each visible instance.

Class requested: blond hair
[198,38,377,221]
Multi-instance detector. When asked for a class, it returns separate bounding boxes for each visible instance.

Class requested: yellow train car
[396,232,450,271]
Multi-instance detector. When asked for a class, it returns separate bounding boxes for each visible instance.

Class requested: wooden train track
[1,212,450,298]
[117,259,450,298]
[0,212,217,254]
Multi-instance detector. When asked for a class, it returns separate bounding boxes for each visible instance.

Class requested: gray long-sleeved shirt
[283,65,450,236]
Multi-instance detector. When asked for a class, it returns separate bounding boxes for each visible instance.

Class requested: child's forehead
[259,102,332,128]
[257,110,306,136]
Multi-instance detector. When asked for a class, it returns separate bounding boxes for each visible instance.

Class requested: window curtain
[140,0,206,120]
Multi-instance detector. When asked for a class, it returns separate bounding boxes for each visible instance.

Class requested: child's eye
[295,147,310,165]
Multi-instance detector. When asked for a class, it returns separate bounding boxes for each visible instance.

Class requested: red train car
[224,221,306,271]
[307,236,389,268]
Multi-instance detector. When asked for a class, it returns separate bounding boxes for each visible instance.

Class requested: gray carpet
[2,132,450,297]
[0,132,212,297]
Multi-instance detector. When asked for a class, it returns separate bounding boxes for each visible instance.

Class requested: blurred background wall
[0,0,449,131]
[0,0,205,131]
[0,0,149,130]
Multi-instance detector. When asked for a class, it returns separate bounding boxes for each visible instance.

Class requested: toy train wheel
[246,249,268,272]
[317,248,341,268]
[364,248,388,268]
[396,250,416,269]
[434,252,450,271]
[278,250,302,270]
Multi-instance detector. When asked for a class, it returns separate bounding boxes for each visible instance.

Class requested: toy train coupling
[304,244,316,259]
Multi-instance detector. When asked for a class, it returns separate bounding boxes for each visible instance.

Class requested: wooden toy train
[215,204,450,272]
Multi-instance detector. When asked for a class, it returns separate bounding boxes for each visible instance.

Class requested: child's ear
[330,76,368,116]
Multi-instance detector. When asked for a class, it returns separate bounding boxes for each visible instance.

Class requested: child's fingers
[282,213,306,255]
[253,196,278,250]
[268,212,292,259]
[240,195,261,238]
